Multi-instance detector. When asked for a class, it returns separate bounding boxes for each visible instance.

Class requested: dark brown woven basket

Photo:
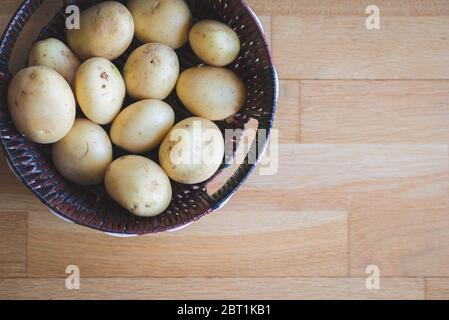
[0,0,278,235]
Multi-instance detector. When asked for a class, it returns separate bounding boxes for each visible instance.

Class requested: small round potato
[159,117,224,184]
[52,118,113,186]
[105,155,172,217]
[110,99,175,153]
[176,66,246,121]
[128,0,192,49]
[189,20,241,67]
[28,38,81,88]
[75,57,126,125]
[124,43,179,100]
[7,66,76,144]
[67,1,134,61]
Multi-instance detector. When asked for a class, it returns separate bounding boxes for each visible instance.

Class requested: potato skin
[28,38,81,88]
[124,43,179,100]
[75,57,126,125]
[7,66,76,144]
[105,155,172,217]
[110,99,175,153]
[52,118,113,186]
[128,0,192,49]
[176,66,246,121]
[66,1,134,61]
[159,117,224,184]
[189,20,240,67]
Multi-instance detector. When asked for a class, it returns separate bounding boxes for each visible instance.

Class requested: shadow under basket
[0,0,278,235]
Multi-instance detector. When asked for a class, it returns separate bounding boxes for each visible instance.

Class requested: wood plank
[0,14,13,33]
[246,144,448,207]
[247,0,449,16]
[274,80,301,144]
[236,143,449,277]
[300,81,449,143]
[28,207,348,278]
[350,195,449,277]
[0,156,43,212]
[0,0,440,18]
[0,277,425,300]
[257,16,272,47]
[0,212,27,277]
[426,278,449,300]
[273,16,449,79]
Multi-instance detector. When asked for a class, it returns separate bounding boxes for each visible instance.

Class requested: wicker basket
[0,0,278,235]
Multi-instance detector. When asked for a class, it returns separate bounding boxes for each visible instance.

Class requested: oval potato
[7,66,76,144]
[176,66,246,121]
[67,1,134,61]
[28,38,81,88]
[128,0,192,49]
[105,155,172,217]
[52,118,113,185]
[189,20,240,67]
[159,117,224,184]
[124,43,179,100]
[75,57,126,125]
[110,99,175,153]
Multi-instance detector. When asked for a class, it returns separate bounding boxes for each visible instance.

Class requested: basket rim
[0,0,278,235]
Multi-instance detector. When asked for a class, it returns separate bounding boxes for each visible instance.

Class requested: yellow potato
[7,66,76,144]
[75,57,126,125]
[159,117,224,184]
[189,20,240,67]
[176,66,246,121]
[28,38,81,88]
[128,0,192,49]
[124,43,179,100]
[52,118,113,186]
[110,99,175,153]
[67,1,134,61]
[105,155,172,217]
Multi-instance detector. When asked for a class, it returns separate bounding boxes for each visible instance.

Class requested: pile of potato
[7,0,246,217]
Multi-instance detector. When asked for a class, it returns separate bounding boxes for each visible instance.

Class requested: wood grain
[0,158,42,212]
[246,144,448,205]
[248,144,449,278]
[350,196,449,277]
[0,212,27,277]
[274,80,301,144]
[300,81,449,143]
[273,16,449,79]
[247,0,449,16]
[28,207,348,277]
[426,278,449,300]
[0,277,424,300]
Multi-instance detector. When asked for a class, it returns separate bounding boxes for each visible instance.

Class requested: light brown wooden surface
[0,278,425,300]
[1,0,449,300]
[301,81,449,143]
[0,212,27,278]
[426,278,449,300]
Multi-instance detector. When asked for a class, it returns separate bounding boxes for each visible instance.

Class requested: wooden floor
[1,0,449,300]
